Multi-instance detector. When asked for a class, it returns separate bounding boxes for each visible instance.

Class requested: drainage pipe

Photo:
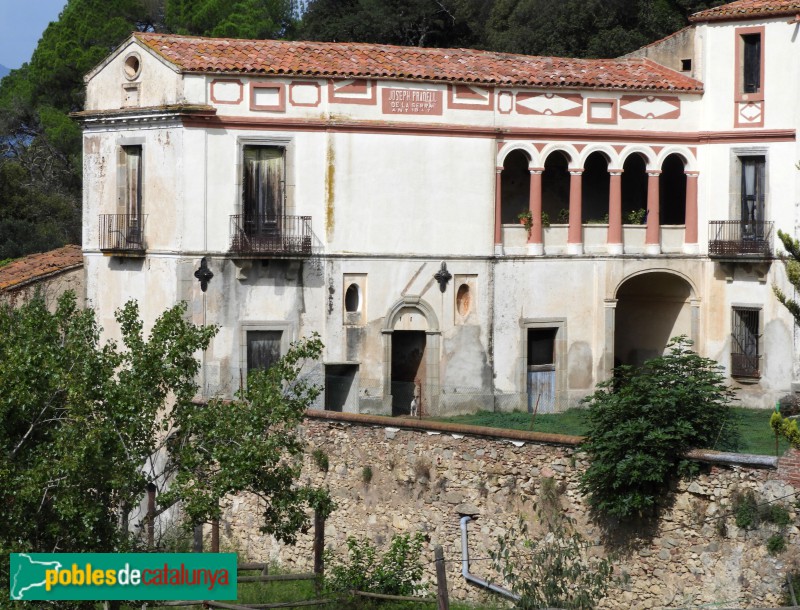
[459,516,521,602]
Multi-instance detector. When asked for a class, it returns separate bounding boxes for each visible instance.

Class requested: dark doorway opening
[527,328,557,414]
[325,364,358,412]
[391,331,426,416]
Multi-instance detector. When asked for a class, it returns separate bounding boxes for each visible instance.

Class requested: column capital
[568,168,585,175]
[646,170,662,177]
[528,167,545,174]
[608,169,624,176]
[495,166,504,174]
[685,171,700,178]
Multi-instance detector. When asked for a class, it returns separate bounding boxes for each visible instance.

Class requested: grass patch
[436,406,792,456]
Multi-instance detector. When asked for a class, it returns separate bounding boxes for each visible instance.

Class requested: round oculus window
[123,53,142,80]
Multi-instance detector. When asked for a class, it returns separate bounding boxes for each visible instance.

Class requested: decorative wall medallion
[194,257,213,292]
[434,262,452,293]
[289,81,321,107]
[250,82,286,112]
[210,79,243,105]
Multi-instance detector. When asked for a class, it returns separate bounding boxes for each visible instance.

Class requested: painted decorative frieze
[447,84,493,110]
[620,95,680,120]
[250,82,285,112]
[735,100,764,128]
[497,91,514,114]
[289,81,321,107]
[328,79,376,105]
[210,79,243,105]
[515,92,583,116]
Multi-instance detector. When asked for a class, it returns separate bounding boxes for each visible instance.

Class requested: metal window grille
[731,307,760,378]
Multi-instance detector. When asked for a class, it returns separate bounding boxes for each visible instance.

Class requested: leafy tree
[775,228,800,327]
[580,336,739,521]
[0,292,329,606]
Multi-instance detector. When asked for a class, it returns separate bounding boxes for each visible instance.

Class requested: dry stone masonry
[220,416,800,608]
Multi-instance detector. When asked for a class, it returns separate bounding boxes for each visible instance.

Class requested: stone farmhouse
[77,0,800,415]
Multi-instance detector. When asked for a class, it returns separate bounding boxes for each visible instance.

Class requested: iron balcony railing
[708,220,773,258]
[99,214,147,253]
[230,214,312,256]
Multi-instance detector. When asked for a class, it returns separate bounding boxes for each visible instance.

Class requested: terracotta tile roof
[691,0,800,22]
[0,245,83,292]
[134,33,703,93]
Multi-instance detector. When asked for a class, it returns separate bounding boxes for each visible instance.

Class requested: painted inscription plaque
[382,88,443,115]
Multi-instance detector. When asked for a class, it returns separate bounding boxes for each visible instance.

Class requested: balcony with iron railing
[229,214,312,257]
[708,220,773,259]
[99,214,147,254]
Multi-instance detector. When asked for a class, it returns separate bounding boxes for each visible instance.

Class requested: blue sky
[0,0,68,69]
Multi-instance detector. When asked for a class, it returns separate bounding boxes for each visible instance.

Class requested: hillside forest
[0,0,723,259]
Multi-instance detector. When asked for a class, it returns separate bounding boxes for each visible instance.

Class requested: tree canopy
[0,292,329,604]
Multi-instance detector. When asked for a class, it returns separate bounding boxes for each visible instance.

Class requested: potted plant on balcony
[518,210,533,237]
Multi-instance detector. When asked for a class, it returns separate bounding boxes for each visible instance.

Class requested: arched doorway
[382,296,441,416]
[614,272,694,368]
[542,150,571,223]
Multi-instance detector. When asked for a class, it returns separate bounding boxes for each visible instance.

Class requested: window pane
[742,34,761,94]
[247,330,282,372]
[244,146,284,225]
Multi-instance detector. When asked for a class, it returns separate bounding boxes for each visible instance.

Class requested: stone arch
[618,145,657,171]
[611,270,699,370]
[497,142,539,168]
[540,143,578,167]
[577,144,619,169]
[655,146,697,172]
[382,296,441,416]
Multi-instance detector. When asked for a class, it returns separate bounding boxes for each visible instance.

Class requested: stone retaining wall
[220,416,800,608]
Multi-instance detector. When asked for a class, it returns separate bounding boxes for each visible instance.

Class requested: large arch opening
[542,151,570,223]
[614,272,693,368]
[660,154,687,225]
[621,153,648,224]
[501,149,531,224]
[582,151,610,223]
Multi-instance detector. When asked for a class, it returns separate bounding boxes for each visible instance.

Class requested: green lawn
[437,406,792,456]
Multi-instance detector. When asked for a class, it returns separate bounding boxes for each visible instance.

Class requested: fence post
[193,523,203,552]
[435,545,449,610]
[211,518,220,553]
[313,509,325,595]
[146,483,156,549]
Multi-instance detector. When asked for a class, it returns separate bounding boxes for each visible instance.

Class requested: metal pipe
[460,516,520,602]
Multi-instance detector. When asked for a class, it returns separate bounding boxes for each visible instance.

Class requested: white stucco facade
[80,7,800,414]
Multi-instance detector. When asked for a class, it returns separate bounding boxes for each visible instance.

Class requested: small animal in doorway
[410,397,418,417]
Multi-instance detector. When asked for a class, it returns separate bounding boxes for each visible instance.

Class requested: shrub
[312,448,329,472]
[580,336,739,521]
[491,517,614,610]
[767,533,787,556]
[325,532,426,598]
[732,489,759,530]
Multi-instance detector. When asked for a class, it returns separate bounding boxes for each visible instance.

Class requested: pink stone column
[607,170,623,255]
[494,166,503,254]
[567,169,584,255]
[684,171,699,254]
[645,170,661,255]
[528,168,544,255]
